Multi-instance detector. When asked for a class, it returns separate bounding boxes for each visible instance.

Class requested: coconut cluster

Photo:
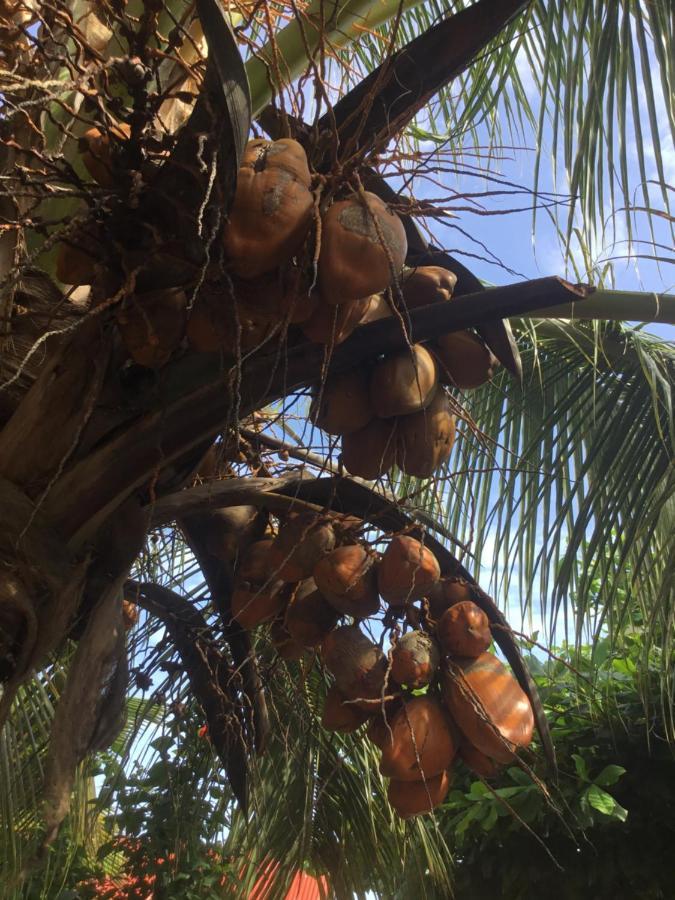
[58,134,497,411]
[229,517,534,819]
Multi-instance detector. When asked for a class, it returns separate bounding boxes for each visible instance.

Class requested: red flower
[198,724,209,738]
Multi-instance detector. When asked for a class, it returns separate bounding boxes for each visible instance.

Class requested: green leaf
[594,765,627,788]
[572,753,590,782]
[585,784,628,822]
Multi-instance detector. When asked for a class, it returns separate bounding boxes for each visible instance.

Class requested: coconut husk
[369,344,438,418]
[387,770,452,818]
[401,265,457,309]
[116,287,187,368]
[223,139,314,279]
[313,545,379,618]
[390,630,440,688]
[436,600,491,658]
[397,389,456,478]
[379,696,456,782]
[270,513,336,582]
[377,535,441,606]
[310,369,373,436]
[341,417,397,480]
[301,294,370,344]
[433,330,498,390]
[318,192,407,303]
[441,652,534,763]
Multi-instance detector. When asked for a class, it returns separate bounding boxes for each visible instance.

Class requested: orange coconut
[397,389,456,479]
[313,545,379,618]
[436,600,491,658]
[433,330,497,390]
[370,344,438,418]
[79,122,131,187]
[321,685,371,732]
[301,294,370,344]
[387,770,452,818]
[377,535,441,606]
[231,539,288,629]
[390,630,440,688]
[341,417,397,480]
[426,576,474,619]
[458,741,502,778]
[270,513,336,582]
[401,265,457,309]
[116,287,187,368]
[321,625,388,707]
[379,696,456,782]
[223,138,313,279]
[441,652,534,763]
[285,582,339,648]
[319,192,407,303]
[309,369,373,436]
[271,621,306,661]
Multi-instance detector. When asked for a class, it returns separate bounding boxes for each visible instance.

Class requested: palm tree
[0,0,672,895]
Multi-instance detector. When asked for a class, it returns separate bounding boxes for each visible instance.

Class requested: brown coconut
[341,417,397,480]
[187,289,277,355]
[441,652,535,763]
[319,192,407,303]
[203,506,268,565]
[378,535,441,606]
[309,370,373,436]
[313,545,379,619]
[231,539,288,629]
[434,330,498,390]
[270,513,336,582]
[321,685,371,733]
[379,696,456,782]
[116,287,187,368]
[458,741,502,778]
[321,625,388,707]
[390,630,440,688]
[55,224,102,286]
[359,293,392,324]
[370,344,438,418]
[401,266,457,309]
[388,770,452,819]
[436,600,491,658]
[271,621,305,660]
[426,577,474,620]
[232,268,315,325]
[366,698,403,749]
[397,389,456,479]
[285,581,339,647]
[79,122,131,187]
[301,294,370,344]
[223,138,313,279]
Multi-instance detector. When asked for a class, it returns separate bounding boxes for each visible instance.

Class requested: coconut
[122,599,138,631]
[370,344,438,418]
[436,600,491,658]
[321,625,388,707]
[390,630,440,688]
[379,696,456,782]
[401,266,457,309]
[116,287,187,368]
[359,293,391,324]
[378,535,441,606]
[232,268,315,325]
[79,123,131,187]
[387,770,452,819]
[458,741,502,778]
[313,545,379,618]
[187,289,276,355]
[433,330,497,390]
[365,698,403,749]
[223,139,313,279]
[285,581,339,647]
[397,389,456,479]
[341,417,397,480]
[203,506,268,566]
[426,577,473,619]
[231,539,289,629]
[310,370,373,436]
[55,224,101,286]
[301,294,370,344]
[270,513,336,582]
[319,192,407,303]
[271,621,306,660]
[441,652,534,763]
[321,685,371,732]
